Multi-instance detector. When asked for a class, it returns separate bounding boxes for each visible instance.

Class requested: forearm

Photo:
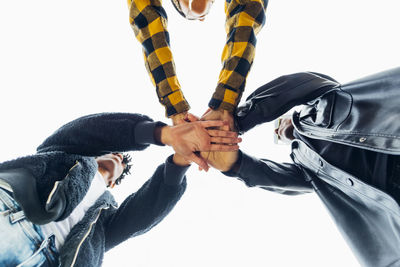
[104,155,188,250]
[223,150,313,195]
[37,112,166,155]
[234,72,339,134]
[209,0,267,111]
[128,0,190,117]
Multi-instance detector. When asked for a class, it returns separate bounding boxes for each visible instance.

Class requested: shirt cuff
[208,98,236,113]
[165,101,191,118]
[163,155,190,185]
[134,121,167,146]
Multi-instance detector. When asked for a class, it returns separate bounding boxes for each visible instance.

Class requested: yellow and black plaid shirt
[128,0,267,117]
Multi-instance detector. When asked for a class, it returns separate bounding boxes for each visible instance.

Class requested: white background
[1,0,399,266]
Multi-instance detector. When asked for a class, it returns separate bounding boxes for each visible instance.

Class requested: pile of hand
[165,108,241,172]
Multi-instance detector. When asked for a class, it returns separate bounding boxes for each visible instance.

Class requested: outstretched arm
[209,149,313,195]
[209,0,267,112]
[235,72,339,134]
[104,154,188,250]
[37,112,163,155]
[128,0,190,118]
[37,112,240,170]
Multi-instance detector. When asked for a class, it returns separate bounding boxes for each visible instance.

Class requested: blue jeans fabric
[0,187,59,267]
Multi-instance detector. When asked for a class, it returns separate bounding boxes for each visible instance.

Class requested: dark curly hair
[112,153,133,186]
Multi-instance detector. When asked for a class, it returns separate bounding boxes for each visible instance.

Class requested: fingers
[209,144,239,151]
[210,136,242,144]
[198,120,227,128]
[201,108,212,117]
[188,153,209,171]
[207,129,238,138]
[221,123,230,131]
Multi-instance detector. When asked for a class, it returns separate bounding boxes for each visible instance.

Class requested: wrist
[224,150,242,173]
[159,125,172,146]
[173,154,192,166]
[170,112,187,125]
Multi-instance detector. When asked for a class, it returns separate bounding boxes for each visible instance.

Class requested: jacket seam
[46,161,80,205]
[301,125,400,139]
[293,144,400,217]
[70,206,109,267]
[46,181,60,205]
[333,89,352,130]
[317,167,400,217]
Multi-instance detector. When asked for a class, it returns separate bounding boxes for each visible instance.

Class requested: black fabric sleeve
[103,155,188,251]
[36,113,165,156]
[223,150,313,195]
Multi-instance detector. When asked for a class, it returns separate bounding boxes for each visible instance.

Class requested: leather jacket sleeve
[223,151,313,195]
[235,72,339,134]
[36,112,166,156]
[103,155,188,251]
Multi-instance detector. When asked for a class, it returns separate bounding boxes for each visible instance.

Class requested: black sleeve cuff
[134,121,167,146]
[163,155,190,186]
[222,150,245,177]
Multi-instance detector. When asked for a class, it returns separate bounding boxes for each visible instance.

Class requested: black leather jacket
[230,67,400,267]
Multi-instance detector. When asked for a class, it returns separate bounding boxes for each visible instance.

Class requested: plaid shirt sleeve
[209,0,267,112]
[128,0,190,117]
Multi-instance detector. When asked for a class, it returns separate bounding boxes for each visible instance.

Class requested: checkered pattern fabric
[128,0,190,117]
[209,0,267,112]
[128,0,267,117]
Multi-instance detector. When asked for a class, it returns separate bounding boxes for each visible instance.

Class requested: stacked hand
[162,111,241,171]
[166,109,240,172]
[199,108,239,172]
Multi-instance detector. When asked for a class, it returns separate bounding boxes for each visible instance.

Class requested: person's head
[274,117,295,145]
[96,153,132,188]
[171,0,214,20]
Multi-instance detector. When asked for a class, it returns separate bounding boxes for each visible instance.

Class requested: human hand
[172,153,192,166]
[170,112,188,125]
[201,147,239,172]
[201,108,235,131]
[199,108,240,172]
[199,122,240,171]
[160,119,241,171]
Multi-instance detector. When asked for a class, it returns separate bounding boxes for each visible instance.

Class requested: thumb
[188,153,209,172]
[202,108,212,117]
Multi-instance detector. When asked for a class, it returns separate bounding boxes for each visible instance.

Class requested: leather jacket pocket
[299,89,351,129]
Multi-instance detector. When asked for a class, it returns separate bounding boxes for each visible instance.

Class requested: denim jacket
[0,113,188,266]
[229,67,400,267]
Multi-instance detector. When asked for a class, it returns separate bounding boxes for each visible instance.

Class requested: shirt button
[319,159,324,167]
[346,178,354,186]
